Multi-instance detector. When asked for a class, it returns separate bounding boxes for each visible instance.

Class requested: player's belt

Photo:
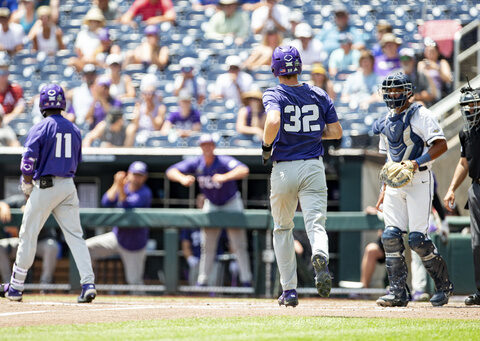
[38,175,54,189]
[418,166,427,172]
[276,157,321,163]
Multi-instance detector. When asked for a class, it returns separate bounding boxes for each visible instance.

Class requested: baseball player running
[261,46,342,307]
[166,134,253,287]
[373,72,453,307]
[0,84,96,303]
[444,85,480,305]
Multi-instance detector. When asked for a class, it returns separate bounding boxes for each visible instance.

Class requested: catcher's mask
[459,86,480,132]
[381,72,413,112]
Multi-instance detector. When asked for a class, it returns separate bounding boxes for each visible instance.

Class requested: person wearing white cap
[0,7,24,55]
[106,54,136,100]
[286,9,303,39]
[251,0,290,35]
[212,55,254,108]
[125,74,166,147]
[204,0,250,45]
[328,32,361,77]
[174,57,207,106]
[289,23,326,66]
[66,64,97,126]
[243,29,282,71]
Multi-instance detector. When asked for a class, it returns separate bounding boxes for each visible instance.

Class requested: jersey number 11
[55,133,72,158]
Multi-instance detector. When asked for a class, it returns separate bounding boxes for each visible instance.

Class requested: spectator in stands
[236,88,265,140]
[120,0,175,27]
[166,134,253,287]
[286,9,303,40]
[341,50,381,110]
[31,5,64,55]
[250,0,290,35]
[399,47,436,107]
[0,111,20,146]
[87,161,153,286]
[0,7,24,55]
[315,5,365,58]
[83,107,127,148]
[124,24,169,71]
[371,20,392,57]
[70,7,105,72]
[12,0,35,36]
[34,0,59,24]
[125,74,166,147]
[328,33,360,78]
[85,75,122,130]
[105,54,136,101]
[289,23,326,66]
[161,91,201,138]
[0,194,59,285]
[242,29,281,71]
[417,37,453,102]
[310,62,336,100]
[92,28,121,68]
[190,0,218,11]
[174,57,207,106]
[66,63,97,126]
[204,0,250,45]
[212,55,254,108]
[0,54,24,126]
[374,32,402,77]
[94,0,121,22]
[0,1,17,13]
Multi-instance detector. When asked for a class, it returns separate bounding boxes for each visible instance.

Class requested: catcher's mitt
[380,160,415,188]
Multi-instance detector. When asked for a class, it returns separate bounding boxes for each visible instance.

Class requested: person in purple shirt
[160,92,201,138]
[85,75,122,130]
[86,161,152,287]
[166,134,252,287]
[1,84,96,303]
[261,46,342,307]
[374,33,402,78]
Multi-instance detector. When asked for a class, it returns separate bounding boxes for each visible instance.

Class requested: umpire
[444,85,480,305]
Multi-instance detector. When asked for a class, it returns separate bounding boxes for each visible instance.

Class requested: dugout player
[444,85,480,305]
[373,72,453,307]
[166,134,253,287]
[261,46,343,307]
[0,84,96,303]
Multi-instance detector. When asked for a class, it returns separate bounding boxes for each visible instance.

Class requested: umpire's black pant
[469,182,480,292]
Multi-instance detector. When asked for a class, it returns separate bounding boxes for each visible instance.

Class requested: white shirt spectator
[74,28,101,60]
[174,75,207,100]
[71,83,94,125]
[290,38,326,65]
[251,3,290,34]
[214,71,253,107]
[35,24,59,55]
[0,23,24,52]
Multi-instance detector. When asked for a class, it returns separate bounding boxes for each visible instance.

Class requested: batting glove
[262,142,272,165]
[21,181,33,196]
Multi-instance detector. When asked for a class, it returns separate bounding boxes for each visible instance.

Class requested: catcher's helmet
[459,86,480,132]
[39,83,66,113]
[381,72,413,111]
[271,46,302,77]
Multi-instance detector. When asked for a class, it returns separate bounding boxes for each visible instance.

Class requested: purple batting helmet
[271,46,302,77]
[39,83,66,112]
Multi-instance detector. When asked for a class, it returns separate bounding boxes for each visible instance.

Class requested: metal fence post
[164,228,179,293]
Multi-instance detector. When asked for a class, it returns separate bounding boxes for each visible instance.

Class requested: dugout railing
[1,209,472,296]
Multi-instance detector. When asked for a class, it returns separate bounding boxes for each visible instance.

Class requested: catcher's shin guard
[409,232,453,298]
[382,227,408,298]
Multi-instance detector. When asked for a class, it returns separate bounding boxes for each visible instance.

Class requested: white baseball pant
[11,177,94,291]
[270,157,329,291]
[86,232,146,285]
[197,192,253,285]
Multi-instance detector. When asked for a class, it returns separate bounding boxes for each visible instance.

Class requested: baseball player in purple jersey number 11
[0,84,96,303]
[261,46,343,307]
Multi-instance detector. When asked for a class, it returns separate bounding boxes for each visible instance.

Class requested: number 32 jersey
[263,83,338,162]
[23,114,82,180]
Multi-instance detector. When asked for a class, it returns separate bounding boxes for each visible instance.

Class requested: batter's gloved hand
[262,142,272,165]
[379,160,415,188]
[21,181,33,196]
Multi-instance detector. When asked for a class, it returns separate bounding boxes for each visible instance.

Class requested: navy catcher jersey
[263,83,338,161]
[23,114,82,180]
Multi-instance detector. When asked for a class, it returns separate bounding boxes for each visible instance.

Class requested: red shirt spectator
[121,0,175,26]
[0,83,23,121]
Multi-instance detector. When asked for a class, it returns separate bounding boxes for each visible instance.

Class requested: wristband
[262,142,272,151]
[415,153,432,166]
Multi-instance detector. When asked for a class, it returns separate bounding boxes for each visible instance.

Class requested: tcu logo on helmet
[271,46,302,77]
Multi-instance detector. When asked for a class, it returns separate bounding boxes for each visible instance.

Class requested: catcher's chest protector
[374,103,424,162]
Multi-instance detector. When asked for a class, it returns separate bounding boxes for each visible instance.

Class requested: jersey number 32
[283,104,321,133]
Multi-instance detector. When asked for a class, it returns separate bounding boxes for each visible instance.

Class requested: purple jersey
[166,108,201,130]
[262,83,338,162]
[91,98,122,130]
[167,155,246,205]
[23,114,82,180]
[101,184,152,251]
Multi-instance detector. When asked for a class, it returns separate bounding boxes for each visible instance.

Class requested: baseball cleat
[1,283,23,302]
[376,293,408,307]
[430,290,452,307]
[278,289,298,307]
[77,283,97,303]
[465,292,480,306]
[312,254,332,297]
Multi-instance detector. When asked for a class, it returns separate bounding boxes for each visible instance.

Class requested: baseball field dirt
[1,295,479,327]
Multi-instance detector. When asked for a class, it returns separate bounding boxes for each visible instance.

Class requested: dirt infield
[0,295,479,327]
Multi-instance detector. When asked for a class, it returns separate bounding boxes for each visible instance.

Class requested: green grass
[4,316,480,341]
